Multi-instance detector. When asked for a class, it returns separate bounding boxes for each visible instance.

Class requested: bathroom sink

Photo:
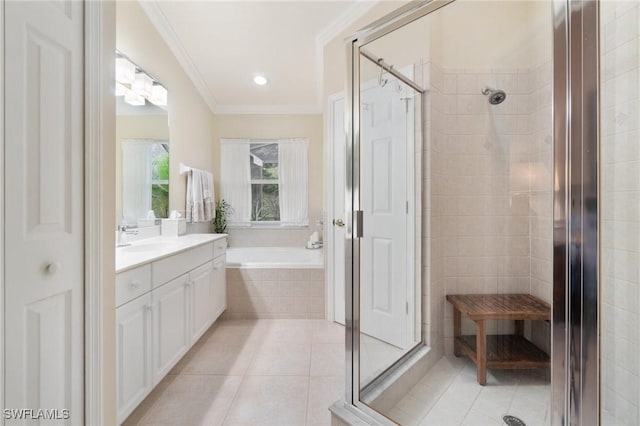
[117,241,183,253]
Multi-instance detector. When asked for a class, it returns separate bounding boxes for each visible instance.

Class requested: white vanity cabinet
[116,292,153,422]
[115,236,227,425]
[152,273,190,384]
[190,262,215,344]
[212,255,227,320]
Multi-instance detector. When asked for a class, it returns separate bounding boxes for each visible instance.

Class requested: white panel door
[360,79,410,348]
[152,275,190,385]
[4,1,84,423]
[190,262,214,344]
[116,294,153,424]
[331,97,346,325]
[211,256,227,320]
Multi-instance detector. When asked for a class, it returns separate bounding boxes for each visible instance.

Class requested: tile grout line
[304,340,314,426]
[127,320,344,426]
[218,324,265,426]
[416,360,464,424]
[218,371,247,426]
[504,373,522,418]
[460,382,487,425]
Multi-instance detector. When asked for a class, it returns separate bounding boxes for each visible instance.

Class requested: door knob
[333,219,345,227]
[45,262,61,275]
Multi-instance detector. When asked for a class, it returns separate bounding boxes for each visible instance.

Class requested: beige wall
[211,114,323,246]
[434,1,551,69]
[322,0,550,101]
[116,1,215,219]
[323,1,409,101]
[115,114,169,223]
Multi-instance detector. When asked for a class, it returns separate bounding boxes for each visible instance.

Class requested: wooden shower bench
[445,293,551,385]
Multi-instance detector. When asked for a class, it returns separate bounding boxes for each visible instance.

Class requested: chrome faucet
[117,225,138,247]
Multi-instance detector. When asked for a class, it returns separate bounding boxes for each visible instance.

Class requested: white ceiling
[141,1,380,114]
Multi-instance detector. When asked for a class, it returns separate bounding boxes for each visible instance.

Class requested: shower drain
[503,415,526,426]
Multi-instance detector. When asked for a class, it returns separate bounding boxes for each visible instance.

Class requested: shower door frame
[343,0,599,425]
[552,0,599,423]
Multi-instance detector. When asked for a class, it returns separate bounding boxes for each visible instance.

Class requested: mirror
[115,53,169,227]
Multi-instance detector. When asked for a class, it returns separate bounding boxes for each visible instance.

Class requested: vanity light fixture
[253,75,268,86]
[148,84,168,107]
[133,72,153,98]
[116,51,167,107]
[115,57,136,84]
[124,89,145,106]
[115,82,128,97]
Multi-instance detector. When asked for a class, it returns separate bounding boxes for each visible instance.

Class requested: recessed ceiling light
[253,75,268,86]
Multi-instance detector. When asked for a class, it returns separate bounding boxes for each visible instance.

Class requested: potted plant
[213,199,233,234]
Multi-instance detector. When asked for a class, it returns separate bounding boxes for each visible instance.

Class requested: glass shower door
[357,59,422,391]
[347,1,555,424]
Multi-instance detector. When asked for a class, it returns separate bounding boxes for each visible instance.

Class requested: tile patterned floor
[388,356,551,426]
[125,319,550,426]
[124,319,345,426]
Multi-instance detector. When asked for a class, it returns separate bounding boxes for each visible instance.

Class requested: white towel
[186,168,215,222]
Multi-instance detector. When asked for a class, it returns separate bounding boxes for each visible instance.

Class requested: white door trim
[404,85,419,346]
[85,2,116,425]
[325,91,344,322]
[0,0,5,422]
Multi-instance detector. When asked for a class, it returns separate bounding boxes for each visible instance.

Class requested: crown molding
[213,104,322,115]
[316,0,380,48]
[140,0,378,116]
[314,0,380,106]
[138,0,218,113]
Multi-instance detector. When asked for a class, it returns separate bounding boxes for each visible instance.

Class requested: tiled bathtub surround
[224,268,325,319]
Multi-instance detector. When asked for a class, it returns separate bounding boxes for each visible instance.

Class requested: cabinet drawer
[213,238,227,258]
[116,265,152,307]
[152,243,213,288]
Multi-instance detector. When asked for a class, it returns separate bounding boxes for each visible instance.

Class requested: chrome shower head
[481,86,507,105]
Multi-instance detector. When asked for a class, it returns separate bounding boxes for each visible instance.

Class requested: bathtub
[224,246,325,320]
[226,246,324,269]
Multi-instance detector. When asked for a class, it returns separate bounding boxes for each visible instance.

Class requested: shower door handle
[333,219,345,227]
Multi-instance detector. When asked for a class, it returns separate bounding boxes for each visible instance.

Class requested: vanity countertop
[116,233,227,273]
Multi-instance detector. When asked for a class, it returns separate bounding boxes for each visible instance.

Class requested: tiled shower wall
[423,62,553,355]
[528,61,553,353]
[601,2,640,424]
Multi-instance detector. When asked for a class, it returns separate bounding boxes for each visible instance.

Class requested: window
[221,138,308,227]
[122,139,169,224]
[150,143,169,218]
[250,143,280,221]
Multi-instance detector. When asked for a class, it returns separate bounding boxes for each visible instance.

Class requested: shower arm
[359,48,425,94]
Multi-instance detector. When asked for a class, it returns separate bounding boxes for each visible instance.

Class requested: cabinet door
[212,256,227,320]
[190,262,214,344]
[4,2,85,421]
[116,294,153,424]
[152,275,190,385]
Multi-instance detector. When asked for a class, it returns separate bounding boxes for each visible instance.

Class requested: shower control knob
[333,219,345,227]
